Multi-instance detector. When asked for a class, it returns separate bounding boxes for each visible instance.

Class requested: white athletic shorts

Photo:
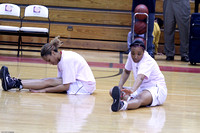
[67,80,96,95]
[128,84,167,106]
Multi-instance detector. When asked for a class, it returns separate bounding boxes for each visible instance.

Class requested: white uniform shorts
[128,84,167,106]
[67,80,96,95]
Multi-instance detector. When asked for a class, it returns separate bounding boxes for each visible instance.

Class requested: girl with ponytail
[1,36,96,94]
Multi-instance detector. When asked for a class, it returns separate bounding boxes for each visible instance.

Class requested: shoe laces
[12,77,22,90]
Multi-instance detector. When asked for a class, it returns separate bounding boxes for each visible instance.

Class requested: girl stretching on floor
[0,36,96,94]
[110,39,167,112]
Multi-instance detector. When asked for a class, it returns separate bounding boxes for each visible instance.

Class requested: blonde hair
[41,36,63,57]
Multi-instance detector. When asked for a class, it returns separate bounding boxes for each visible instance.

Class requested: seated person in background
[153,17,163,55]
[126,31,145,54]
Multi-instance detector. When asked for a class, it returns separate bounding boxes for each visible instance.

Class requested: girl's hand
[121,88,133,95]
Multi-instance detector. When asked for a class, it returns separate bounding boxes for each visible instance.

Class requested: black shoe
[111,86,122,112]
[0,69,2,79]
[1,66,21,91]
[181,56,189,62]
[166,56,174,61]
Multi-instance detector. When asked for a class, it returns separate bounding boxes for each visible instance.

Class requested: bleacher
[0,0,197,56]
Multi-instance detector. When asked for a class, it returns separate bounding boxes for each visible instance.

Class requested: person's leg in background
[163,0,176,60]
[147,13,155,58]
[174,0,190,62]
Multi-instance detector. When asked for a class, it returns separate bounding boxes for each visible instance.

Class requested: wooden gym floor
[0,49,200,133]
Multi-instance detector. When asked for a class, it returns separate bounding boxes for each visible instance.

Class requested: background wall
[0,0,197,55]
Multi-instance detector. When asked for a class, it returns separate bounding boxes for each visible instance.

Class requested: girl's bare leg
[127,90,153,109]
[22,77,62,90]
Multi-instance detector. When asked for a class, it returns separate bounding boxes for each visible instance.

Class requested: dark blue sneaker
[1,66,20,91]
[0,69,2,79]
[111,86,123,112]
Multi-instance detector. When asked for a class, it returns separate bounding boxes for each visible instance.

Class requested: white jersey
[125,51,166,88]
[57,51,96,85]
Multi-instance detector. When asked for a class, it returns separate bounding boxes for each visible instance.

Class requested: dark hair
[155,17,163,28]
[41,36,63,57]
[130,39,145,50]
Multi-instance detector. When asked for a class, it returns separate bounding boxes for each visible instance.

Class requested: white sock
[19,85,23,90]
[120,101,128,111]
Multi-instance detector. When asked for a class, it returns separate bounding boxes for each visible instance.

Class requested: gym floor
[0,49,200,133]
